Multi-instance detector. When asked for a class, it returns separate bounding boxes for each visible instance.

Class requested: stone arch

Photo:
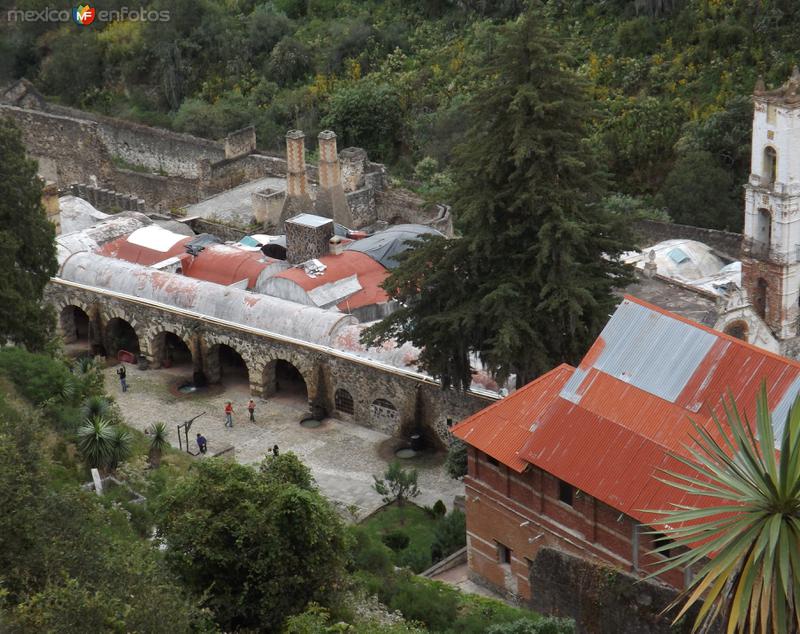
[370,398,399,434]
[204,338,250,386]
[754,278,768,320]
[334,387,354,415]
[261,354,313,401]
[58,304,91,346]
[763,146,777,185]
[148,329,195,369]
[723,320,749,341]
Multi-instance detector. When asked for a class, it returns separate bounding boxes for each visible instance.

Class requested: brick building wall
[464,449,686,602]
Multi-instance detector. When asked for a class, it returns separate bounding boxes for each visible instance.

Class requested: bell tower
[742,67,800,340]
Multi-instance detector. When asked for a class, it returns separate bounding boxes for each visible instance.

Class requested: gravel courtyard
[107,364,463,519]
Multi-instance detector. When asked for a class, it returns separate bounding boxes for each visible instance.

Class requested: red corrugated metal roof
[454,295,800,527]
[182,245,276,288]
[273,251,389,310]
[452,364,574,472]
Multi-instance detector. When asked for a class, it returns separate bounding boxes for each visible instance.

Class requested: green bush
[382,530,411,552]
[348,526,393,575]
[0,348,71,406]
[486,616,575,634]
[432,499,447,518]
[431,510,466,563]
[445,439,467,479]
[395,544,431,573]
[388,577,459,631]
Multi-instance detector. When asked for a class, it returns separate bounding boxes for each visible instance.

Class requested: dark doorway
[104,318,140,358]
[160,332,192,367]
[61,306,90,344]
[275,360,307,397]
[754,278,768,319]
[217,344,249,385]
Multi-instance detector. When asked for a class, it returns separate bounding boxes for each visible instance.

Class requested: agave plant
[147,422,170,469]
[77,415,116,470]
[649,384,800,634]
[80,395,111,421]
[108,425,132,471]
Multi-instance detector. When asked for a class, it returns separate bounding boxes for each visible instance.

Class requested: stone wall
[347,188,377,228]
[528,548,720,634]
[375,188,453,236]
[224,125,256,159]
[112,169,199,213]
[69,183,145,214]
[182,217,248,242]
[47,280,492,441]
[633,219,742,260]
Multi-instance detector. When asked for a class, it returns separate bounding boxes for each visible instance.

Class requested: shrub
[382,530,410,552]
[348,526,393,575]
[372,461,420,507]
[395,544,431,573]
[432,499,447,518]
[430,510,466,563]
[486,616,575,634]
[0,348,71,406]
[388,577,459,631]
[445,439,467,479]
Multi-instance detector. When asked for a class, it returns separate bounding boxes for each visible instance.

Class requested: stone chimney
[329,235,346,256]
[314,130,354,227]
[643,250,657,278]
[340,147,368,193]
[285,213,334,264]
[279,130,313,227]
[42,181,61,235]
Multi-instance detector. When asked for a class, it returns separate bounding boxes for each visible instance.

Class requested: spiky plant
[648,384,800,633]
[147,422,170,469]
[108,425,132,471]
[80,395,111,421]
[77,416,116,470]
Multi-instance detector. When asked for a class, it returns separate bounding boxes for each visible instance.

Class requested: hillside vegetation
[3,1,797,224]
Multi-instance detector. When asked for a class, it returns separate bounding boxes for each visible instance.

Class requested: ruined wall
[47,280,492,439]
[182,217,248,242]
[375,188,453,236]
[224,125,256,159]
[112,169,199,212]
[1,104,113,186]
[633,219,742,260]
[528,548,719,634]
[69,183,145,214]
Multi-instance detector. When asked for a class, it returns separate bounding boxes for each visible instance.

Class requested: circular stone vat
[178,383,201,394]
[300,418,322,429]
[395,447,417,459]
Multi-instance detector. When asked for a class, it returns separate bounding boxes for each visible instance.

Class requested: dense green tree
[156,459,347,632]
[362,6,633,389]
[649,384,800,633]
[259,450,316,489]
[0,120,58,352]
[660,150,737,230]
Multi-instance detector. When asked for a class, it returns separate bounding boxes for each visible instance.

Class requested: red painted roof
[181,245,277,288]
[453,364,574,472]
[98,233,192,265]
[273,251,389,311]
[453,295,800,527]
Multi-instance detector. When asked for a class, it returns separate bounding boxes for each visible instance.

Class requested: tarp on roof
[345,224,442,269]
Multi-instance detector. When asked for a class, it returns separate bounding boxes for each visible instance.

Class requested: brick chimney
[285,213,334,264]
[314,130,354,228]
[279,130,313,227]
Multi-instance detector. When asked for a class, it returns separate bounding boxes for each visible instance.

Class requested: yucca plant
[147,421,170,469]
[80,395,111,421]
[77,415,116,470]
[648,383,800,634]
[108,425,132,471]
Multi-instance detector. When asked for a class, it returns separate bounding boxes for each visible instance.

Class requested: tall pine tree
[363,6,632,390]
[0,119,58,351]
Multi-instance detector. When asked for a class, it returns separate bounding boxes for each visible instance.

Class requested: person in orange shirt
[224,401,234,427]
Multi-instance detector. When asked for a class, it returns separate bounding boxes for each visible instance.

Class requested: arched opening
[262,359,308,401]
[754,278,768,320]
[723,320,749,341]
[755,208,772,255]
[371,398,399,430]
[153,332,193,368]
[207,343,249,387]
[763,146,777,186]
[334,388,354,415]
[60,306,90,347]
[104,317,140,359]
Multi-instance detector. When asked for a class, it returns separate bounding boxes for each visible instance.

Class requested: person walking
[116,365,127,392]
[247,399,256,422]
[196,433,207,455]
[224,402,234,427]
[272,444,279,457]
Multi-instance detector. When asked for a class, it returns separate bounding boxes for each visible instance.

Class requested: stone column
[279,130,313,226]
[314,131,354,227]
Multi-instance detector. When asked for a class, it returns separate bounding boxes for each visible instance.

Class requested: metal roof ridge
[623,294,800,372]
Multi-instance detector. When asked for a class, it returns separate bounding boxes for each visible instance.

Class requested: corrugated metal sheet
[457,294,800,527]
[452,365,574,472]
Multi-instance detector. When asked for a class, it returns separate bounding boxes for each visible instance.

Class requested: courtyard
[105,363,463,519]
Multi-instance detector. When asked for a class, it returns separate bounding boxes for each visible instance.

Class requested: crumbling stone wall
[633,219,742,260]
[528,548,719,634]
[69,183,145,213]
[47,280,492,439]
[224,125,256,159]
